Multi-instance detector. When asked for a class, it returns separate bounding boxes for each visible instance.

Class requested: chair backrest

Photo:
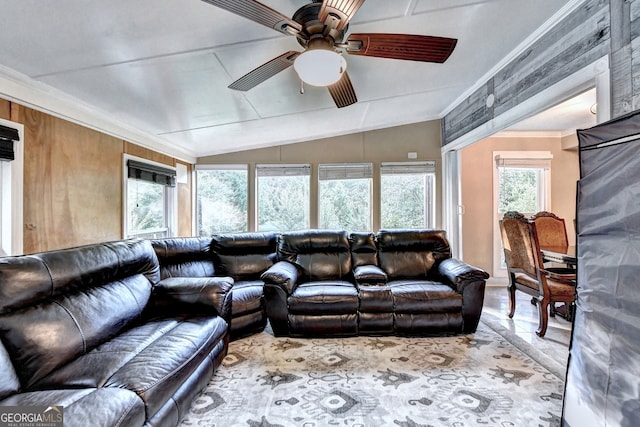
[499,213,539,279]
[530,211,569,251]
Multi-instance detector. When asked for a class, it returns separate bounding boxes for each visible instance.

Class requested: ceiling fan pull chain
[300,80,305,95]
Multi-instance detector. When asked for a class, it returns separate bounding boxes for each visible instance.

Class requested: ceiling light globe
[294,49,347,87]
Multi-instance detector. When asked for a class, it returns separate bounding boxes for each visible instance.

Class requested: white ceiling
[505,88,598,135]
[0,0,578,160]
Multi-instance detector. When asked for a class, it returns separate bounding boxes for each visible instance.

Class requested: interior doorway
[442,56,610,276]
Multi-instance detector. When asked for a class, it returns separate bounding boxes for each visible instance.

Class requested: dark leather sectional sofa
[0,229,488,427]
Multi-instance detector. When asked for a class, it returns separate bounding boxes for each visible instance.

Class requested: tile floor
[481,279,573,370]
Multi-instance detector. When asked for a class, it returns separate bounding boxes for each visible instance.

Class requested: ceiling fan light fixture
[294,49,347,87]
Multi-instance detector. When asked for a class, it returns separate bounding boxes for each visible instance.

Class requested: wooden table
[540,246,576,321]
[540,245,576,267]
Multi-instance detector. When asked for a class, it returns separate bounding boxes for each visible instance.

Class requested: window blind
[318,163,373,180]
[494,153,552,169]
[256,164,311,177]
[0,124,19,162]
[380,161,436,175]
[127,159,176,187]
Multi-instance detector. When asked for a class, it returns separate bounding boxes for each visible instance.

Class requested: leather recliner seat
[262,229,489,336]
[263,230,360,337]
[151,233,277,339]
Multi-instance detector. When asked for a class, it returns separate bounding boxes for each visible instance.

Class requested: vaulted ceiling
[0,0,574,160]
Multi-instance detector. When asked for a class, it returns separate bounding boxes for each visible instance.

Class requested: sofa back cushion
[0,239,159,389]
[152,237,215,279]
[349,232,378,267]
[278,230,352,282]
[211,233,277,280]
[376,229,451,280]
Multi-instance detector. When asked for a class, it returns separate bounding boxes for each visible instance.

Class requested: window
[493,151,552,275]
[196,165,248,235]
[256,164,310,232]
[125,157,177,239]
[380,162,436,229]
[318,163,372,231]
[0,120,23,256]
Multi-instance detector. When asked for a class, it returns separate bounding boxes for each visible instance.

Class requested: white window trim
[0,118,23,256]
[195,164,249,235]
[318,163,373,231]
[122,154,177,239]
[380,161,437,229]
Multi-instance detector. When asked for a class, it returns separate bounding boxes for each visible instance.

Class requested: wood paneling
[0,100,9,120]
[177,161,192,236]
[17,106,123,253]
[124,141,175,167]
[443,0,612,145]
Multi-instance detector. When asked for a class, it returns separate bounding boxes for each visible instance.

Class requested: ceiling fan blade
[327,72,357,108]
[346,33,457,63]
[319,0,366,30]
[228,51,300,91]
[200,0,302,35]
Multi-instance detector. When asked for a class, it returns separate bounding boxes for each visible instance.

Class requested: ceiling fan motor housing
[293,2,347,49]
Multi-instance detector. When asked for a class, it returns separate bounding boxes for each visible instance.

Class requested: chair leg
[536,298,550,337]
[507,285,516,318]
[550,303,556,318]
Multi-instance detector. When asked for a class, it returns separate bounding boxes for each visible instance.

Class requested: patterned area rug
[180,322,564,427]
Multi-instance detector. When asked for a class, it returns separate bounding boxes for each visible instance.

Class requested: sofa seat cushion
[33,316,228,419]
[389,280,462,313]
[0,388,145,427]
[231,280,264,317]
[288,281,359,315]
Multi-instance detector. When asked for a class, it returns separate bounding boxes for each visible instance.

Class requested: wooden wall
[442,0,638,145]
[6,101,193,254]
[0,99,9,120]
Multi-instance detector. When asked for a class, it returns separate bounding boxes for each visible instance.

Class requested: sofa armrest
[438,258,490,292]
[151,277,234,321]
[260,261,299,294]
[353,265,387,284]
[438,258,489,333]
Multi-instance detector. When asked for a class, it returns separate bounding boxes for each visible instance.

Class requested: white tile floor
[481,279,572,369]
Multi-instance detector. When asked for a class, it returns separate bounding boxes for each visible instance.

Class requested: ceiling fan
[202,0,457,108]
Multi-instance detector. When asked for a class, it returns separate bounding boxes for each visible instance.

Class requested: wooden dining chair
[530,211,576,319]
[530,211,569,252]
[499,212,576,337]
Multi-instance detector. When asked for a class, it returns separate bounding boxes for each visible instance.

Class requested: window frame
[122,154,177,239]
[195,164,249,235]
[492,150,553,277]
[255,163,311,232]
[317,162,373,231]
[380,161,437,229]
